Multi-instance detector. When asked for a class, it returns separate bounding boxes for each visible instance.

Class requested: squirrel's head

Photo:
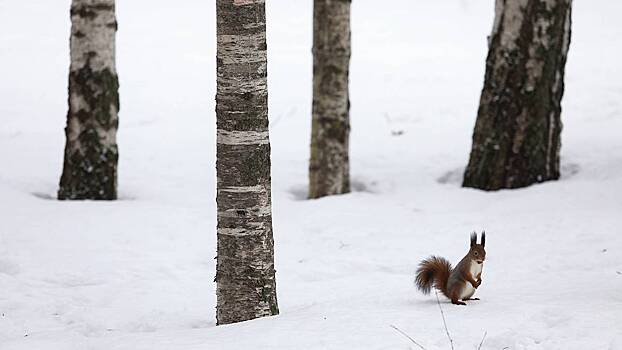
[469,231,486,264]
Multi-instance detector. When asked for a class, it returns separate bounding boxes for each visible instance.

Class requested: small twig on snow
[389,324,427,350]
[477,331,487,350]
[435,290,455,350]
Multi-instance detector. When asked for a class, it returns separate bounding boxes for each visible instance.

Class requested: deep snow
[1,1,621,349]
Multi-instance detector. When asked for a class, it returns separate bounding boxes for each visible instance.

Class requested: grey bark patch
[215,0,278,325]
[308,0,352,199]
[58,0,119,200]
[463,0,572,191]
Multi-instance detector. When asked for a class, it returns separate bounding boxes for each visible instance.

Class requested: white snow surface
[1,1,622,349]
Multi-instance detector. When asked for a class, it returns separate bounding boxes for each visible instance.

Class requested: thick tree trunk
[215,0,278,325]
[463,0,572,190]
[308,0,351,199]
[58,0,119,200]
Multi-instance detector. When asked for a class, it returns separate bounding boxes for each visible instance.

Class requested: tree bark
[215,0,278,325]
[58,0,119,200]
[308,0,351,199]
[463,0,572,190]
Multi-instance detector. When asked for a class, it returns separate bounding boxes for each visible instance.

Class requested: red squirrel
[415,231,486,305]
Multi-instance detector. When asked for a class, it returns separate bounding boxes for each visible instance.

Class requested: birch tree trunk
[58,0,119,200]
[463,0,572,190]
[308,0,351,199]
[215,0,278,325]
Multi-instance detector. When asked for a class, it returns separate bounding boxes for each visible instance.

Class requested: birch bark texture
[463,0,572,190]
[215,0,278,325]
[58,0,119,200]
[308,0,351,199]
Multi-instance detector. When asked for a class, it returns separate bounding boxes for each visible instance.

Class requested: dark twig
[477,331,487,350]
[389,324,427,350]
[435,290,455,350]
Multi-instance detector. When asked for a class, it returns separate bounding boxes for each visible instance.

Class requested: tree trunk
[308,0,351,199]
[215,0,278,325]
[58,0,119,200]
[463,0,572,190]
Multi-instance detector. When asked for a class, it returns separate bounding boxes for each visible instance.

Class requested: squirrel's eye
[474,252,478,256]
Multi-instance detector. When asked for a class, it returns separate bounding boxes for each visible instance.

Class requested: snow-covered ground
[1,1,622,349]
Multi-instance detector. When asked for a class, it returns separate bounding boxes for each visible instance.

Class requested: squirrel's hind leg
[450,287,467,305]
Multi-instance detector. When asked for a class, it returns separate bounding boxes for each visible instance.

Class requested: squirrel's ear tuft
[481,231,486,247]
[470,231,477,247]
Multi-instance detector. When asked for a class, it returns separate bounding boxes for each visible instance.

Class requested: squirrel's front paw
[475,279,482,288]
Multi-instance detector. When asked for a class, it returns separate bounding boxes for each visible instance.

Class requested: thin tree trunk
[215,0,278,325]
[58,0,119,200]
[308,0,351,199]
[463,0,572,190]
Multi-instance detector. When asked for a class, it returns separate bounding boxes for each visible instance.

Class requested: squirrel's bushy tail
[415,256,452,298]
